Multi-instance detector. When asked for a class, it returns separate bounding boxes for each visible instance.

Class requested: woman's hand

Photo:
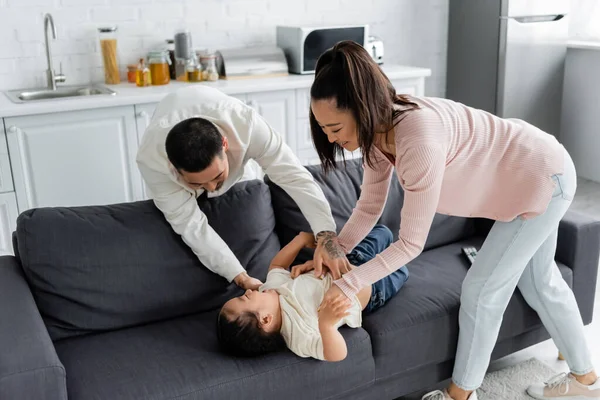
[290,260,315,278]
[313,231,351,279]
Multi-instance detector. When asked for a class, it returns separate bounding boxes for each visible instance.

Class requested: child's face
[222,289,281,329]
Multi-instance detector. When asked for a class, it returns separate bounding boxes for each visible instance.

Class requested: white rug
[477,358,559,400]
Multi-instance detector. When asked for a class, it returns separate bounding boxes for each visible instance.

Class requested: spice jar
[126,64,137,83]
[186,56,201,82]
[136,58,151,87]
[98,26,120,85]
[147,50,171,85]
[200,53,219,82]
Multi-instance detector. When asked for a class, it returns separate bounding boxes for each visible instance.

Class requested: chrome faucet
[43,13,66,90]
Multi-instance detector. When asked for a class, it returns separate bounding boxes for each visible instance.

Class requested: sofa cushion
[15,180,280,341]
[266,158,476,262]
[362,237,574,380]
[53,311,375,400]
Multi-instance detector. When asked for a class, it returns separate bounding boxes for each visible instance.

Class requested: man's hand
[290,260,315,279]
[233,272,263,290]
[313,231,351,279]
[318,292,352,328]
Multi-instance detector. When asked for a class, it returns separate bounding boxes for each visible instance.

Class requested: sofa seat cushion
[15,180,280,341]
[54,311,375,400]
[362,237,573,380]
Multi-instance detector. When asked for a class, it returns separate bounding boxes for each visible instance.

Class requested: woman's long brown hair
[310,40,419,172]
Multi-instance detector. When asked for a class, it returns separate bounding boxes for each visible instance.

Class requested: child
[217,225,409,361]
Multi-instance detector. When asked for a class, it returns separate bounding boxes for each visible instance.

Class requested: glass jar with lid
[147,49,171,85]
[186,55,201,82]
[98,26,120,84]
[200,53,219,82]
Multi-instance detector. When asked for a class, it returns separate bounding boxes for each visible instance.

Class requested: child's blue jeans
[346,224,409,314]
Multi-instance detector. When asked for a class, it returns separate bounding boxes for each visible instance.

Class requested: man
[136,85,349,290]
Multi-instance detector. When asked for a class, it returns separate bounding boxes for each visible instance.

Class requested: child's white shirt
[259,268,363,360]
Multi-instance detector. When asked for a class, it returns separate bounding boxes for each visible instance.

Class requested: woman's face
[311,98,359,152]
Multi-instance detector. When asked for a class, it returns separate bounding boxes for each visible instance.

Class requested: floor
[399,178,600,399]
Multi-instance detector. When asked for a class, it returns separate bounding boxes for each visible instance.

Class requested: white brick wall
[0,0,449,96]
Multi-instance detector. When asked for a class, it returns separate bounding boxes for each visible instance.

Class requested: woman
[309,41,599,400]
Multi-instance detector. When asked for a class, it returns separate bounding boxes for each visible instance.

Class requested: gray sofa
[1,159,598,400]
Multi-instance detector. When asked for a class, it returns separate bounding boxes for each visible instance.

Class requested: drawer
[391,80,419,96]
[0,128,13,193]
[296,88,310,119]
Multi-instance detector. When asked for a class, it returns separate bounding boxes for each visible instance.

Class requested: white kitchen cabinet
[5,106,144,211]
[244,90,296,179]
[0,192,18,256]
[134,103,158,143]
[133,103,158,200]
[391,79,422,97]
[0,68,429,218]
[247,90,296,149]
[0,124,14,193]
[293,79,425,166]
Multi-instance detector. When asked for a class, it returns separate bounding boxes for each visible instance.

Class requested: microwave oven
[276,25,369,74]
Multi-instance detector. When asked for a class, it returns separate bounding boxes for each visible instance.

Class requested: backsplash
[0,0,449,96]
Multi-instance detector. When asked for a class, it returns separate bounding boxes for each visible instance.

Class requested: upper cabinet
[5,106,144,211]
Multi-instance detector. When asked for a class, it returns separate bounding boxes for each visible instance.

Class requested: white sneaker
[527,373,600,399]
[421,389,478,400]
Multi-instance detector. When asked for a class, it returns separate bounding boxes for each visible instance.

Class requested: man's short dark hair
[217,310,286,357]
[165,118,223,172]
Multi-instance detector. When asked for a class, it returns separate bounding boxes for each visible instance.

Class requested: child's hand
[318,294,352,328]
[296,232,317,248]
[290,260,315,278]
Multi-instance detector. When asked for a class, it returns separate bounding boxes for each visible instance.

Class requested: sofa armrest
[0,256,67,400]
[555,210,600,325]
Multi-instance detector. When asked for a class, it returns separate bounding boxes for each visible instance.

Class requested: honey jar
[127,64,137,83]
[147,50,171,86]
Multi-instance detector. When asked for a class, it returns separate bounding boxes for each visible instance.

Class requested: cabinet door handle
[7,126,17,133]
[137,111,148,118]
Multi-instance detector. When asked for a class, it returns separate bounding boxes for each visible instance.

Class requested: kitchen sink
[5,84,117,103]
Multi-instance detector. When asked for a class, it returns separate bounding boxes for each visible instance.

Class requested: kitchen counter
[568,40,600,51]
[0,65,431,118]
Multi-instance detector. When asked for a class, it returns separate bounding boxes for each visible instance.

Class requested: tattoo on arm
[316,231,336,241]
[316,231,345,259]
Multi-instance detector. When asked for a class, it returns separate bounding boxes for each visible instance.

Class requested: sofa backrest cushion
[15,180,279,341]
[266,159,476,263]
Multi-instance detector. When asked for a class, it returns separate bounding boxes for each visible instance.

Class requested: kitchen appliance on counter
[215,46,289,80]
[447,0,569,137]
[366,35,384,64]
[276,24,369,74]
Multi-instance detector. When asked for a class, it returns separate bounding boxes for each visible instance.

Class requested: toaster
[276,25,369,74]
